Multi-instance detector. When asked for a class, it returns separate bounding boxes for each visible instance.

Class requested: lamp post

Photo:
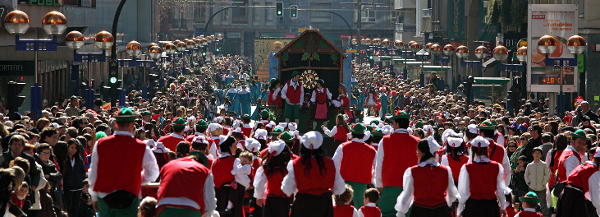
[4,10,67,120]
[124,40,157,100]
[443,44,455,89]
[430,44,447,90]
[394,40,411,80]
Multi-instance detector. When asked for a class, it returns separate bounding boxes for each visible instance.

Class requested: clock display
[301,70,319,89]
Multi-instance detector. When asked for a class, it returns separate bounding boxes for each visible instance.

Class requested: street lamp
[95,31,114,50]
[4,10,29,35]
[517,46,527,63]
[217,34,223,41]
[66,31,85,51]
[474,46,489,60]
[126,40,142,58]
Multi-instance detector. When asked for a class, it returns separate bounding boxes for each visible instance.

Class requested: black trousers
[290,193,333,217]
[64,190,82,217]
[216,184,246,217]
[264,196,292,217]
[462,198,500,217]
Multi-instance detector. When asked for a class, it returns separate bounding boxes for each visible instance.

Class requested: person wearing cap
[311,79,332,130]
[477,120,511,186]
[370,128,384,151]
[254,140,293,217]
[441,136,470,185]
[156,152,217,217]
[158,117,189,151]
[516,192,543,217]
[456,136,509,217]
[278,131,297,154]
[258,109,271,126]
[281,131,346,216]
[241,114,253,138]
[555,148,600,217]
[213,136,250,217]
[395,137,459,217]
[186,120,219,160]
[280,71,304,125]
[88,108,160,216]
[190,136,214,169]
[332,123,377,209]
[231,127,246,150]
[556,129,588,184]
[374,110,419,217]
[269,127,283,143]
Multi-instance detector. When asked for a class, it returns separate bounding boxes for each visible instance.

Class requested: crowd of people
[0,55,598,217]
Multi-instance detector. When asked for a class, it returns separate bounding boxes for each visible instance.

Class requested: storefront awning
[474,77,510,84]
[422,66,452,71]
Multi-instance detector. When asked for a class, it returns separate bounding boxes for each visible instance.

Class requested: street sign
[298,28,318,32]
[346,49,356,53]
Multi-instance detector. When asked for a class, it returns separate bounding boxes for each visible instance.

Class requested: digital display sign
[531,74,575,85]
[539,76,561,85]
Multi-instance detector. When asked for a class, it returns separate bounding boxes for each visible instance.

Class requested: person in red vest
[333,184,360,217]
[359,188,382,217]
[267,79,282,109]
[190,136,214,170]
[516,192,543,217]
[88,108,159,216]
[395,137,459,216]
[253,140,293,217]
[186,120,218,160]
[212,136,250,217]
[441,137,470,185]
[457,136,509,217]
[280,71,304,125]
[158,118,188,151]
[208,123,223,159]
[322,114,351,157]
[241,114,253,138]
[477,120,511,186]
[555,143,600,217]
[332,123,376,208]
[156,154,217,217]
[556,129,588,185]
[281,131,346,217]
[311,79,332,130]
[374,111,418,217]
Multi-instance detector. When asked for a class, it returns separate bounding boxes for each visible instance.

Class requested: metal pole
[357,0,362,68]
[35,51,38,84]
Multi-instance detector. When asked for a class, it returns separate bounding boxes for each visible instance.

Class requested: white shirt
[332,138,377,184]
[332,95,346,107]
[563,145,583,177]
[358,202,378,217]
[89,131,160,202]
[395,158,459,216]
[281,157,346,196]
[585,162,600,216]
[220,153,252,188]
[157,173,217,216]
[374,128,408,188]
[457,155,508,216]
[281,81,304,105]
[311,88,332,103]
[272,88,281,100]
[322,126,339,137]
[253,166,268,199]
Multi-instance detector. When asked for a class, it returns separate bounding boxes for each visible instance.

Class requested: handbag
[102,190,137,209]
[552,182,566,197]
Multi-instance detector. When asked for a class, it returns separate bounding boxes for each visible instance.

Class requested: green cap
[370,120,379,126]
[571,129,589,140]
[115,108,137,122]
[415,121,424,128]
[242,114,251,120]
[270,78,277,85]
[279,131,294,142]
[477,119,496,130]
[372,128,384,137]
[390,110,410,120]
[366,125,374,132]
[229,111,237,116]
[96,131,107,140]
[291,71,301,77]
[173,117,187,127]
[271,127,283,136]
[141,110,152,116]
[519,192,541,204]
[196,119,208,128]
[260,109,270,117]
[351,123,367,135]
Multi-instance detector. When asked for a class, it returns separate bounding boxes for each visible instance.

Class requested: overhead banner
[447,0,465,40]
[527,4,578,93]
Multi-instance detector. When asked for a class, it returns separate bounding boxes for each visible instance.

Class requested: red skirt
[315,103,328,121]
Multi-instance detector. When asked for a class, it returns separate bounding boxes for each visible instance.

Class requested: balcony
[395,0,415,10]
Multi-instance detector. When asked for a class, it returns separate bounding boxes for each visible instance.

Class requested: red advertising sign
[339,34,366,40]
[285,33,296,38]
[532,15,545,19]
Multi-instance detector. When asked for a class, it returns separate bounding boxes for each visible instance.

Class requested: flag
[101,102,111,110]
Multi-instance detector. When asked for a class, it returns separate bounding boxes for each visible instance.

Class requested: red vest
[94,135,146,195]
[286,81,302,104]
[267,90,276,106]
[212,156,236,187]
[557,149,581,183]
[340,141,376,184]
[465,161,500,200]
[334,204,355,217]
[292,157,336,195]
[334,126,349,142]
[381,133,419,187]
[158,135,186,151]
[336,95,350,108]
[359,206,381,217]
[241,127,252,138]
[487,141,505,165]
[206,157,213,170]
[516,211,543,217]
[446,154,469,183]
[158,158,209,212]
[566,162,598,192]
[316,89,328,104]
[266,169,288,197]
[549,150,563,187]
[411,165,449,207]
[222,128,230,135]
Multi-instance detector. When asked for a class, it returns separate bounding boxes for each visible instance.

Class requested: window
[361,10,375,22]
[184,5,194,19]
[310,3,332,23]
[266,2,274,21]
[195,4,206,23]
[232,0,249,24]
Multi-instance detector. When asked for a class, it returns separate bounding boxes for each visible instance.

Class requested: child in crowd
[333,184,359,217]
[358,188,381,217]
[137,196,158,217]
[516,192,543,217]
[513,155,529,200]
[79,179,95,217]
[524,147,550,216]
[10,181,29,213]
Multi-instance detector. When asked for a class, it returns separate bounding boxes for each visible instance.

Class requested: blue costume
[214,89,224,106]
[358,91,365,112]
[250,82,259,105]
[379,92,388,120]
[225,74,235,87]
[251,103,263,121]
[226,88,239,117]
[237,87,252,116]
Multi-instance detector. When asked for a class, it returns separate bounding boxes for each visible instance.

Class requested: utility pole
[357,0,362,68]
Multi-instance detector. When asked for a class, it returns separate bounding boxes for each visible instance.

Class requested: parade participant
[241,114,253,138]
[555,149,600,217]
[374,111,419,217]
[358,188,382,217]
[365,88,379,117]
[280,71,304,125]
[254,129,268,150]
[254,140,293,217]
[158,117,188,151]
[322,114,351,157]
[556,129,588,184]
[395,137,459,217]
[311,79,332,130]
[370,128,384,151]
[258,109,271,126]
[251,99,266,121]
[441,137,470,184]
[208,123,223,159]
[279,131,296,153]
[231,128,246,150]
[190,136,213,169]
[333,84,352,120]
[281,131,346,217]
[516,192,543,217]
[89,108,160,217]
[186,119,208,143]
[226,86,239,117]
[267,79,282,109]
[156,154,217,217]
[457,136,509,217]
[212,136,250,217]
[378,87,388,121]
[333,184,360,217]
[477,120,511,185]
[332,123,376,208]
[238,85,251,116]
[269,127,283,143]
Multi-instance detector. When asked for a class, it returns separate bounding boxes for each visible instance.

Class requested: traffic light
[369,55,373,60]
[108,59,118,86]
[216,47,220,52]
[290,5,298,19]
[276,2,283,17]
[6,81,26,120]
[202,51,207,57]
